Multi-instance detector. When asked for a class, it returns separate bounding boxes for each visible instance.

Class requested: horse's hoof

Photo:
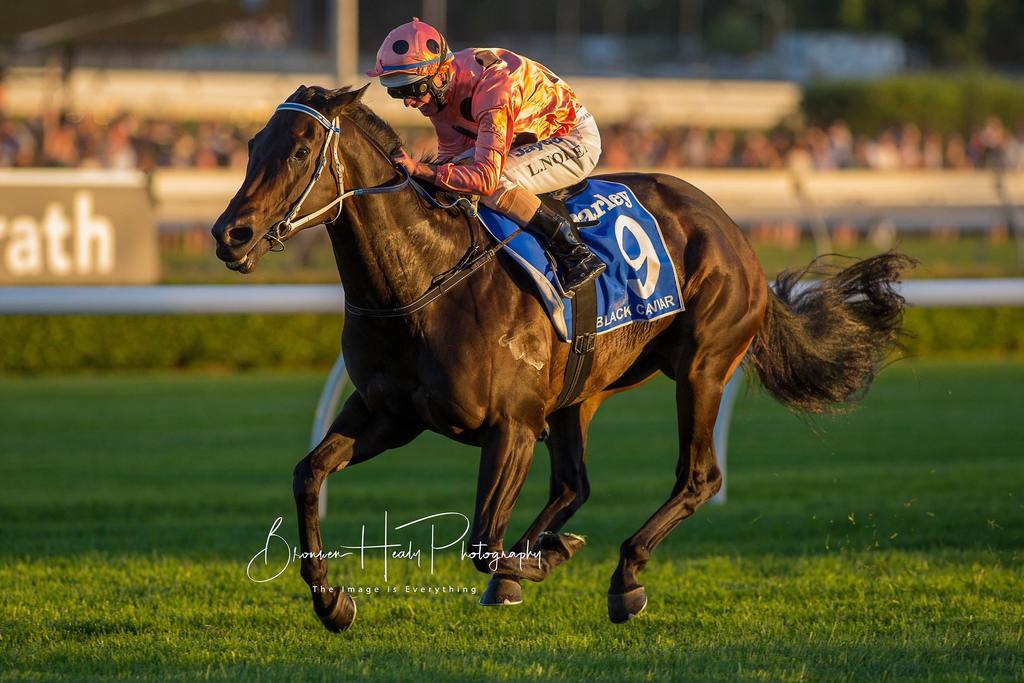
[317,590,357,632]
[479,575,523,606]
[607,586,647,624]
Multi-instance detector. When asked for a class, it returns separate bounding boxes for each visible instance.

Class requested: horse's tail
[746,251,915,414]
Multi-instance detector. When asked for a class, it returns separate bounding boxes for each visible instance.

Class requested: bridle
[265,101,416,251]
[264,99,517,318]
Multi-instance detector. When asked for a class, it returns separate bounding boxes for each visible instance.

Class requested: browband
[275,102,341,133]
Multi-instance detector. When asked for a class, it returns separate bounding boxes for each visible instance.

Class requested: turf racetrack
[1,359,1022,681]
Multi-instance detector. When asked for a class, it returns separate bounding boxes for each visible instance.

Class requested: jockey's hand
[390,148,420,177]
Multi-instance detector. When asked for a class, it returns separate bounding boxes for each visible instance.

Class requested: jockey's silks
[429,48,582,196]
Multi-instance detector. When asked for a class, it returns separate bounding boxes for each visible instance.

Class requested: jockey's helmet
[366,18,455,106]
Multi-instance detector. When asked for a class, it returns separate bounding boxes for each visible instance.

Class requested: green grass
[1,360,1022,681]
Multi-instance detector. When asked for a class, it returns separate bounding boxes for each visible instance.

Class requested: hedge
[0,314,344,374]
[0,308,1022,374]
[801,74,1024,136]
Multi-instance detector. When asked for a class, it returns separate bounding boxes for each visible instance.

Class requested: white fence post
[310,353,349,519]
[711,368,744,504]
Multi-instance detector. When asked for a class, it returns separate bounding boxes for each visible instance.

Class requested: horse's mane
[342,98,404,157]
[292,85,403,156]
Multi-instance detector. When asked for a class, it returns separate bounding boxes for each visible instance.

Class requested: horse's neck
[327,140,469,310]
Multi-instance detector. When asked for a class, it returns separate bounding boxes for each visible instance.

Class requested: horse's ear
[327,83,370,111]
[349,83,371,101]
[287,84,308,101]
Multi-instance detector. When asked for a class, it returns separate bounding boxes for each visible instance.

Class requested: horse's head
[211,84,371,273]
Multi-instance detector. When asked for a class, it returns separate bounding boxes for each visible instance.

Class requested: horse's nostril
[225,226,254,248]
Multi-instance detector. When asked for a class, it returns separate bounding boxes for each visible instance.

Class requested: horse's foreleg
[293,392,421,632]
[467,420,537,605]
[480,402,596,604]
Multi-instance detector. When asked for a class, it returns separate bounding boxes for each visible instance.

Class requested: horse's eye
[294,147,310,160]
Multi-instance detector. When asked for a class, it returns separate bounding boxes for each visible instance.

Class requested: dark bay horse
[212,85,911,632]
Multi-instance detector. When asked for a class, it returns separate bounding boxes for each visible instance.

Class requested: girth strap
[542,194,599,411]
[554,277,597,410]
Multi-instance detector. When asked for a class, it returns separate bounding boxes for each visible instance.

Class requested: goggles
[386,78,431,100]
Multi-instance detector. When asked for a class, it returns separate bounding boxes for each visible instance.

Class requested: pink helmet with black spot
[366,17,453,87]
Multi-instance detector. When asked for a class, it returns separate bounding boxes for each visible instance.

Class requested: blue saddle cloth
[477,179,683,341]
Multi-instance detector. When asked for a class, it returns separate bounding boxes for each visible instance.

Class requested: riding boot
[522,204,606,297]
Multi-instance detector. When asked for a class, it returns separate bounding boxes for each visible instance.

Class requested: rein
[271,100,519,319]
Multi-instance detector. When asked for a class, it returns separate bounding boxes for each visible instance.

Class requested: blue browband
[275,102,341,133]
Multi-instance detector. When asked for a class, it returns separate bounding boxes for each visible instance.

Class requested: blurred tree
[802,74,1024,136]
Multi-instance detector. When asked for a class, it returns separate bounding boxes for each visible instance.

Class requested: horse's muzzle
[212,213,262,261]
[212,217,253,250]
[218,236,272,273]
[223,225,254,248]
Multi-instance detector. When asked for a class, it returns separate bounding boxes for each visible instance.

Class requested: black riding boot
[522,204,606,297]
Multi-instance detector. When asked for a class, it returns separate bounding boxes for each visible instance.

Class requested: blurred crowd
[0,110,256,170]
[2,107,1023,172]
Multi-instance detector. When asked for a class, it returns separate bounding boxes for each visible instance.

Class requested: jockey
[367,18,606,296]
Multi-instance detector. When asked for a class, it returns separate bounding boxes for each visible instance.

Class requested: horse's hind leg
[480,401,596,605]
[293,393,421,632]
[607,285,760,623]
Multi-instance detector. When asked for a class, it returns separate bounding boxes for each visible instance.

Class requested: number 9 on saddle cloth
[476,179,684,342]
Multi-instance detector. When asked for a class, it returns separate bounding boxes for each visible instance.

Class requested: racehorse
[212,85,911,632]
